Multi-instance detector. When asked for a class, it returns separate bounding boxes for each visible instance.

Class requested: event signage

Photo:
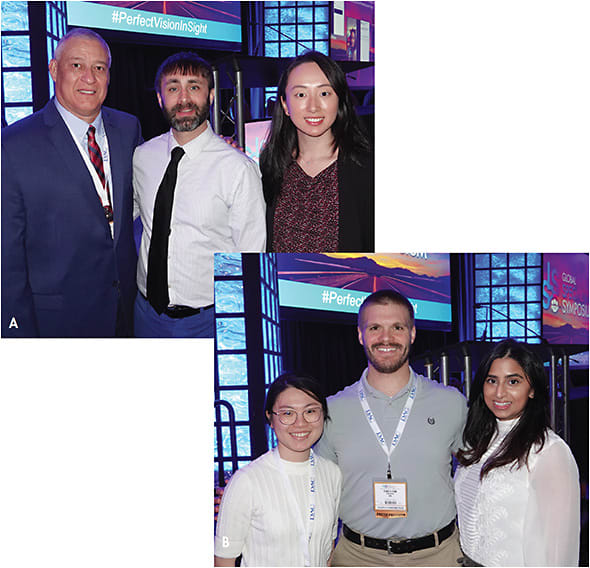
[542,253,589,345]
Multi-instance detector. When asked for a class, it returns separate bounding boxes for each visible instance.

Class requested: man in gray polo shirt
[315,289,467,566]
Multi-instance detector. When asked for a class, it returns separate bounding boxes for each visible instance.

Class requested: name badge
[373,481,407,518]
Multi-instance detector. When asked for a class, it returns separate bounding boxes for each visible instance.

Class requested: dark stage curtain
[280,318,367,398]
[105,42,175,141]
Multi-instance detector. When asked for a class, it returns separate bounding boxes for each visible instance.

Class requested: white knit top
[454,418,580,566]
[215,449,342,566]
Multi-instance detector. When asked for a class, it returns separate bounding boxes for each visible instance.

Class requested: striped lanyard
[274,447,316,567]
[65,121,114,237]
[358,376,417,479]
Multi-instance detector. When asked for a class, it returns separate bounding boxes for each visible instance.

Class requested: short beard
[365,343,410,374]
[163,100,210,132]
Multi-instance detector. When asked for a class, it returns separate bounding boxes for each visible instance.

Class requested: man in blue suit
[1,28,142,337]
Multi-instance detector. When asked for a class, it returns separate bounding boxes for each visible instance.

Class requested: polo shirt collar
[360,367,418,401]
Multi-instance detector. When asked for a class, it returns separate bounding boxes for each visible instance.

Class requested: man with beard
[133,52,265,337]
[314,290,467,566]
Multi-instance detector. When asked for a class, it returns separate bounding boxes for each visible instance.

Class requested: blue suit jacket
[1,100,142,337]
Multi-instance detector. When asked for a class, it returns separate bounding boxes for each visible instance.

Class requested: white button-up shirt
[133,122,266,308]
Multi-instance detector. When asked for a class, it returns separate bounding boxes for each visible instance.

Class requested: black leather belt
[141,293,214,319]
[343,519,455,555]
[163,303,214,319]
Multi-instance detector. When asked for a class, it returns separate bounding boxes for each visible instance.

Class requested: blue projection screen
[67,1,242,50]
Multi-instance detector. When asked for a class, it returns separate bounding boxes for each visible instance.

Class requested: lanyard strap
[358,375,417,479]
[274,447,316,567]
[64,122,114,237]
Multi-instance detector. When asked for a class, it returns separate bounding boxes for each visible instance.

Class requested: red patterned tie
[87,125,113,222]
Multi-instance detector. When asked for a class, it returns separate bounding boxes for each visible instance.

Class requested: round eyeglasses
[270,407,323,425]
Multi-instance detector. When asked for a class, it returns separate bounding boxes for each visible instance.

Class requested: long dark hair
[260,51,371,201]
[264,372,330,425]
[456,339,550,478]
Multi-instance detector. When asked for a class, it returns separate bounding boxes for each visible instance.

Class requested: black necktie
[147,146,185,314]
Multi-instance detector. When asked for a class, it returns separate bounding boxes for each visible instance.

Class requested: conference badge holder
[358,377,416,519]
[373,478,407,519]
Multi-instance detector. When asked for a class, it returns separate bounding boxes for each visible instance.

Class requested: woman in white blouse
[214,373,342,567]
[454,339,580,567]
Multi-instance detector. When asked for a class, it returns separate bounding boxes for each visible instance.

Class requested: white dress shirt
[133,122,266,309]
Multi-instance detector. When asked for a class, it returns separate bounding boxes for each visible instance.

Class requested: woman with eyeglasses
[214,372,342,567]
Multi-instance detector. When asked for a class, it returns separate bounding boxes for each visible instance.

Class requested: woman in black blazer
[260,51,374,253]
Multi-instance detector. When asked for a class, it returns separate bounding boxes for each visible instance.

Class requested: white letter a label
[8,317,18,329]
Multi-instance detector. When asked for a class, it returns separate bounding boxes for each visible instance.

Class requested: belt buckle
[387,539,411,555]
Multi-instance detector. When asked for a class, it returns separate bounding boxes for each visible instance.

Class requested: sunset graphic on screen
[277,253,451,305]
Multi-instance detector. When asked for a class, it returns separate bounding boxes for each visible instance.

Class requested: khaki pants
[332,526,462,567]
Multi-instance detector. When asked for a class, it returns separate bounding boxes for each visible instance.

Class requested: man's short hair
[54,28,111,67]
[358,290,415,328]
[154,51,214,95]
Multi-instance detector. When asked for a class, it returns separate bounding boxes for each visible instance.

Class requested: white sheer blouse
[454,418,580,566]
